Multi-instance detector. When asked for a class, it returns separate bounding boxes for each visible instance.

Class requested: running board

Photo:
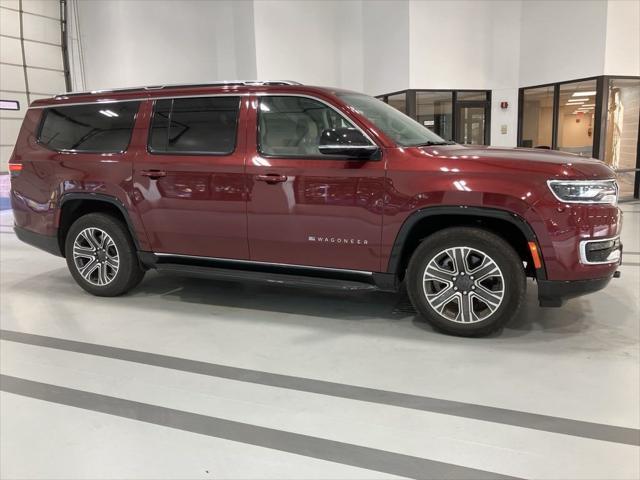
[154,263,378,291]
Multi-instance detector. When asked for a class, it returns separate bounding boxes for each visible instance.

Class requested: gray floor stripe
[0,375,519,480]
[2,329,639,447]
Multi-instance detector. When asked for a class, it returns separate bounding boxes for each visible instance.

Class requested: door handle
[255,174,288,184]
[140,169,167,179]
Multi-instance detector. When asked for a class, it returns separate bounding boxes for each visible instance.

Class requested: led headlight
[547,179,618,205]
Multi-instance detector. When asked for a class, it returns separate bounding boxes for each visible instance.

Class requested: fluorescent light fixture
[571,91,596,97]
[582,104,595,107]
[567,99,586,103]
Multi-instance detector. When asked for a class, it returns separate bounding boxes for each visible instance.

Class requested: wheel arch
[58,193,141,257]
[387,206,547,282]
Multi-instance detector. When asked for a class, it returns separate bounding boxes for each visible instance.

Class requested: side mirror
[318,128,379,158]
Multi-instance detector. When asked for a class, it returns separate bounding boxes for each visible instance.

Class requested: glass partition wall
[519,76,640,199]
[377,90,491,145]
[603,78,640,199]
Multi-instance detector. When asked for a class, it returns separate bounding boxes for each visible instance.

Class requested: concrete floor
[1,203,639,479]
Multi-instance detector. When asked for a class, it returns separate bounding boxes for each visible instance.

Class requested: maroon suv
[9,80,622,336]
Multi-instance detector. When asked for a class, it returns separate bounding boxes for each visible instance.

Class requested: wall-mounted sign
[0,100,20,111]
[423,120,435,126]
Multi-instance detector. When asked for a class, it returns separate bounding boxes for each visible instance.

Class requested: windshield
[337,93,451,147]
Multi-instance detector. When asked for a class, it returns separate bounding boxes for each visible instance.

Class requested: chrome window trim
[318,145,378,150]
[578,235,621,265]
[29,93,380,150]
[547,179,619,204]
[154,253,373,276]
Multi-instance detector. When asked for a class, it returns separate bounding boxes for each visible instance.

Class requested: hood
[418,144,616,179]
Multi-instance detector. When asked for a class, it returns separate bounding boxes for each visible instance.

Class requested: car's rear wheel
[406,227,526,336]
[65,213,144,296]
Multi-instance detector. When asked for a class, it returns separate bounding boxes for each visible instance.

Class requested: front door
[133,96,249,259]
[245,95,385,272]
[455,101,490,145]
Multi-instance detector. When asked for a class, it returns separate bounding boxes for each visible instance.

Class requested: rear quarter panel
[10,104,151,251]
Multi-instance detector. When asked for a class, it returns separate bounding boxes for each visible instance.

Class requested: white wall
[70,0,256,90]
[409,1,492,90]
[519,0,608,88]
[604,0,640,76]
[253,0,365,91]
[362,0,409,95]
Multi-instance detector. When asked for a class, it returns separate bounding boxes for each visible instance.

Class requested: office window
[387,93,407,114]
[149,96,239,154]
[258,96,358,157]
[416,91,453,141]
[556,80,597,156]
[457,91,488,101]
[520,86,554,148]
[38,102,139,152]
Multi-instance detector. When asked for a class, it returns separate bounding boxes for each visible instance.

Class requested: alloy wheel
[72,227,120,286]
[422,246,505,323]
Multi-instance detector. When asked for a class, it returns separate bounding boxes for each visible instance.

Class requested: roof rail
[54,80,302,99]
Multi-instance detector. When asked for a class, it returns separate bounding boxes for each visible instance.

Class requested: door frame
[454,100,491,145]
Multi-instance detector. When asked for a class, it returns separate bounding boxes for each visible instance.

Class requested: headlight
[547,179,618,205]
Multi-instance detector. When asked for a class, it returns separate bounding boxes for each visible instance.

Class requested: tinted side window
[149,96,240,154]
[38,102,139,152]
[258,96,362,157]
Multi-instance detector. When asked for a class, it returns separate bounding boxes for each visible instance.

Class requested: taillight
[8,163,22,177]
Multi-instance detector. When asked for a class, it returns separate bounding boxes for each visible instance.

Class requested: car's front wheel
[65,213,145,296]
[406,227,526,336]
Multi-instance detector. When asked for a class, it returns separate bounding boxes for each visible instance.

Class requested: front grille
[580,237,622,264]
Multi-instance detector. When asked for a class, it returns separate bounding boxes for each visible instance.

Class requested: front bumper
[537,274,617,307]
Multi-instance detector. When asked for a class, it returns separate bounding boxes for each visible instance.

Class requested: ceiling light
[567,99,586,103]
[571,91,597,97]
[582,104,595,107]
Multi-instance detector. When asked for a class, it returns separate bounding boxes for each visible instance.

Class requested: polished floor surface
[1,202,639,479]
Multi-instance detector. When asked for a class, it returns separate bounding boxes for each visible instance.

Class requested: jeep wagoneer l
[9,80,622,336]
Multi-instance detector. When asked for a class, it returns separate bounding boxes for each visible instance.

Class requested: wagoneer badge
[308,236,369,245]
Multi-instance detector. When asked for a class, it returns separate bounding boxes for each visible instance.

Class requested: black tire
[406,227,526,337]
[65,213,145,296]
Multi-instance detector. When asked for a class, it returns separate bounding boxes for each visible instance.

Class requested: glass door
[455,101,489,145]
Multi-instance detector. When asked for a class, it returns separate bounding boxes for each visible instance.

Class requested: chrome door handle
[255,174,288,184]
[140,169,167,179]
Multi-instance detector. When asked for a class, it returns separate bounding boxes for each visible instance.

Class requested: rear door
[245,94,386,272]
[133,95,249,259]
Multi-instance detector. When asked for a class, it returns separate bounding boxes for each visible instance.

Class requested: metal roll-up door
[0,0,69,172]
